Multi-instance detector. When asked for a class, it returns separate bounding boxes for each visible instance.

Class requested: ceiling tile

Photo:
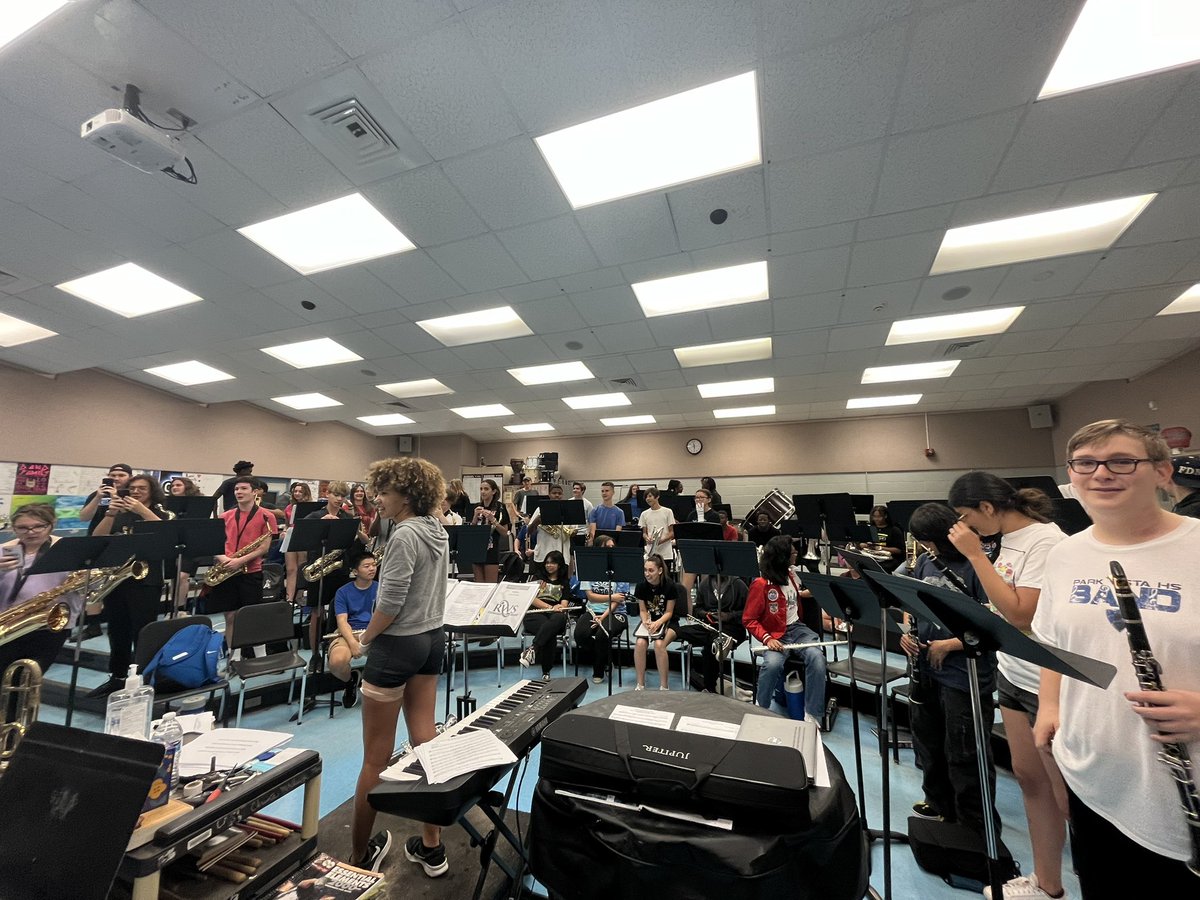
[363,165,488,247]
[768,141,883,230]
[368,251,465,303]
[427,234,529,293]
[575,193,681,267]
[496,216,600,281]
[668,168,768,252]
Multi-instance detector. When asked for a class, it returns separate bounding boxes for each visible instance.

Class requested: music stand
[851,494,875,515]
[884,500,947,534]
[291,500,327,523]
[133,519,225,616]
[863,570,1116,899]
[793,493,860,574]
[573,546,644,696]
[163,495,217,518]
[444,525,491,580]
[675,539,758,694]
[802,570,906,900]
[593,528,643,550]
[537,500,587,529]
[1050,498,1091,536]
[1004,475,1062,499]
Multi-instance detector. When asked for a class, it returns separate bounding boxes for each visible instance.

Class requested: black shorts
[202,570,264,614]
[364,628,445,689]
[996,671,1039,725]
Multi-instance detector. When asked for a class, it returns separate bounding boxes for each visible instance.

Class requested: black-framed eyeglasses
[1066,457,1155,475]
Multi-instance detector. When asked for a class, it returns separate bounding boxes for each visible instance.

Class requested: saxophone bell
[303,548,345,582]
[154,503,178,520]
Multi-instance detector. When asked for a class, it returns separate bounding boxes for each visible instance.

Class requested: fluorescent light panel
[56,263,202,318]
[601,415,656,427]
[261,337,361,369]
[0,1,70,52]
[0,311,56,347]
[674,337,772,368]
[930,194,1156,275]
[144,361,234,386]
[886,307,1024,346]
[273,393,342,410]
[862,361,961,384]
[535,71,761,208]
[377,378,454,399]
[508,361,593,386]
[697,377,774,399]
[1157,284,1200,316]
[417,306,533,347]
[563,392,630,410]
[358,413,414,426]
[452,404,513,419]
[847,395,922,409]
[505,423,555,433]
[237,193,415,275]
[713,405,775,419]
[633,261,769,318]
[1040,0,1200,99]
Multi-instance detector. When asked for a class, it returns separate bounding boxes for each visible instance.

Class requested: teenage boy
[213,460,255,513]
[1165,454,1200,518]
[571,481,594,519]
[640,488,676,570]
[587,481,626,544]
[329,553,378,708]
[79,463,134,535]
[206,476,277,647]
[1031,420,1200,898]
[303,482,363,663]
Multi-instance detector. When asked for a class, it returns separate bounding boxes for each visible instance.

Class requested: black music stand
[885,499,947,534]
[573,546,644,696]
[793,493,864,574]
[851,494,875,515]
[593,528,643,550]
[443,584,535,721]
[863,570,1116,900]
[290,500,327,522]
[444,525,490,579]
[676,539,758,695]
[1050,497,1091,535]
[133,518,225,615]
[803,570,907,900]
[537,500,587,529]
[163,495,217,518]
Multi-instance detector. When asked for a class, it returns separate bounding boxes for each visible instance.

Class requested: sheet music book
[443,579,540,633]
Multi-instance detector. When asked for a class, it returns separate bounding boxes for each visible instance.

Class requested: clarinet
[1109,561,1200,877]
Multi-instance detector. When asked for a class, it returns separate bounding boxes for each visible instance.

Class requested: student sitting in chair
[329,553,378,708]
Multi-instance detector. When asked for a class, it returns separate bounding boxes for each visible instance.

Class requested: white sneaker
[634,684,645,691]
[519,646,535,668]
[982,874,1066,899]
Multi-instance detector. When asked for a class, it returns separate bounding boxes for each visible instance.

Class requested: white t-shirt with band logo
[992,521,1065,694]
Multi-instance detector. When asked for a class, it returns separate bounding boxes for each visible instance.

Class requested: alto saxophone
[0,558,147,641]
[204,531,272,586]
[303,548,344,582]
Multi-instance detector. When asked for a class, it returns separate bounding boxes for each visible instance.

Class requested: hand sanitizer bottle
[104,664,155,740]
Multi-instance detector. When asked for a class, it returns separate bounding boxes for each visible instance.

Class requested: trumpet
[154,503,177,520]
[204,531,272,587]
[304,548,344,582]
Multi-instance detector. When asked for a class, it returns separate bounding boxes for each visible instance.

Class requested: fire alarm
[924,448,936,458]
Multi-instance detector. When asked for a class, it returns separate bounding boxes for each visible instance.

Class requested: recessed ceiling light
[144,361,235,386]
[57,263,202,318]
[377,378,454,399]
[261,337,362,369]
[417,306,533,347]
[0,311,56,347]
[713,405,776,419]
[238,193,415,275]
[273,393,342,410]
[508,361,594,386]
[601,415,657,427]
[697,377,774,399]
[674,337,772,368]
[862,361,961,384]
[452,404,514,419]
[1157,283,1200,316]
[563,392,631,410]
[535,71,761,209]
[847,394,923,409]
[1040,0,1200,99]
[505,423,556,433]
[929,195,1156,275]
[632,261,769,318]
[886,307,1024,346]
[357,413,414,426]
[1,1,70,52]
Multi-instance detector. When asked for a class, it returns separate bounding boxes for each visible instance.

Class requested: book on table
[269,852,384,899]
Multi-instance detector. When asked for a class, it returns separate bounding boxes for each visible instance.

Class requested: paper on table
[178,727,292,776]
[675,715,740,740]
[608,704,675,729]
[413,728,517,785]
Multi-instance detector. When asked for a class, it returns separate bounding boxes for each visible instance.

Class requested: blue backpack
[144,624,226,690]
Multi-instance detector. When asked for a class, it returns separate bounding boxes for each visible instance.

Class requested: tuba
[303,548,344,582]
[204,531,272,587]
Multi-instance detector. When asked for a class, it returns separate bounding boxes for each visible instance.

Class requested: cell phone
[2,547,19,558]
[117,488,131,498]
[101,478,116,487]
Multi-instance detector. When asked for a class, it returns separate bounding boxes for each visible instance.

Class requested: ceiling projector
[81,108,185,175]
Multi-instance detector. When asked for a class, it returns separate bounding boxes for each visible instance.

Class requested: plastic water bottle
[151,711,184,792]
[105,664,154,740]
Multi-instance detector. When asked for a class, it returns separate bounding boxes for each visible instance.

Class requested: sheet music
[443,580,497,627]
[178,728,292,776]
[608,704,675,729]
[413,728,517,784]
[443,580,539,631]
[676,715,740,739]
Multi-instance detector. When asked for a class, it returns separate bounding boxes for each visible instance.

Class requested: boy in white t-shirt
[1033,419,1200,897]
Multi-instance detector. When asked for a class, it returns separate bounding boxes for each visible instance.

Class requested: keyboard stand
[463,773,532,900]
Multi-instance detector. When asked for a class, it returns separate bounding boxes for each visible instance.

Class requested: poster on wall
[47,465,84,495]
[14,462,51,495]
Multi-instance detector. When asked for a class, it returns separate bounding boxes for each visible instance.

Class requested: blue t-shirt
[588,504,626,531]
[333,580,378,631]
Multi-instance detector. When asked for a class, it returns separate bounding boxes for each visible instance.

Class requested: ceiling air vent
[608,376,642,390]
[945,339,984,355]
[311,98,399,166]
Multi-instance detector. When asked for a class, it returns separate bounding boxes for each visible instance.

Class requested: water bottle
[689,585,698,615]
[105,664,154,740]
[151,711,184,792]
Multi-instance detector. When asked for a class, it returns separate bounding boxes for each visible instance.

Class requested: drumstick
[207,864,247,883]
[248,812,300,831]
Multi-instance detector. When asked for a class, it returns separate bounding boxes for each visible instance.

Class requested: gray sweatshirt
[375,515,448,636]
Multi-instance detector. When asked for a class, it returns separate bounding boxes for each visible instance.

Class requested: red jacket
[742,572,810,643]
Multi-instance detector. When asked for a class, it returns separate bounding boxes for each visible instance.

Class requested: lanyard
[231,508,261,549]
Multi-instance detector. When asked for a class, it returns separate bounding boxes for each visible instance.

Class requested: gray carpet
[318,795,532,899]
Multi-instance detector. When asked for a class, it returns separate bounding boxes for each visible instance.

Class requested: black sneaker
[85,677,122,699]
[404,835,449,878]
[911,801,942,820]
[342,670,361,709]
[358,829,392,873]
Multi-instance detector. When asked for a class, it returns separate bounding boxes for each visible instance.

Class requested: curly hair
[759,534,794,584]
[288,481,313,502]
[365,457,445,517]
[127,474,167,510]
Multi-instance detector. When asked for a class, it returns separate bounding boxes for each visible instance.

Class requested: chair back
[135,615,214,671]
[228,601,295,650]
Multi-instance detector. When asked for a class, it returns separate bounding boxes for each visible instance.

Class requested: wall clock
[685,438,703,455]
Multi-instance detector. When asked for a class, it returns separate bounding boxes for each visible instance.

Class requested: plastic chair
[226,602,308,726]
[135,615,228,719]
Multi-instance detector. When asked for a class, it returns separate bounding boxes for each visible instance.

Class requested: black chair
[227,602,308,726]
[827,617,907,749]
[135,615,228,719]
